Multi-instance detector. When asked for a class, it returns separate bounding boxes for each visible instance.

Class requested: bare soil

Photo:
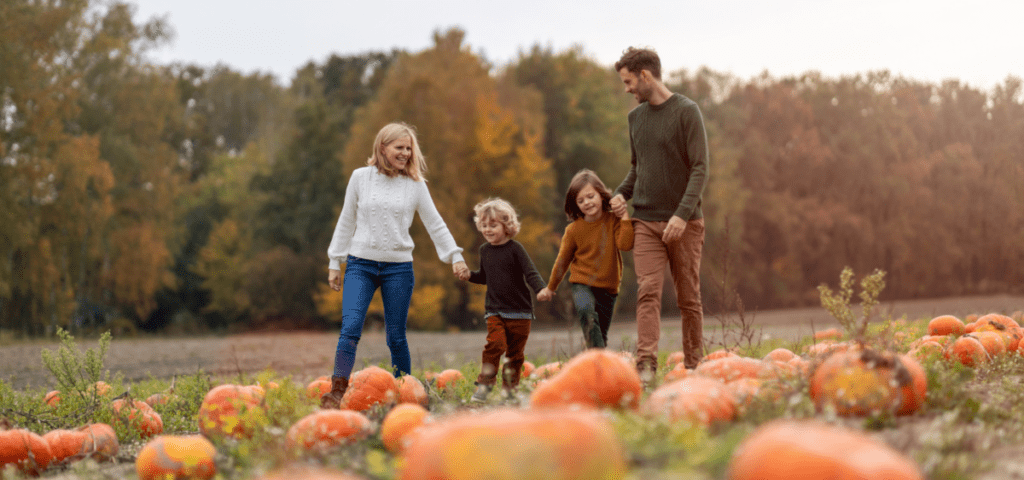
[4,294,1021,391]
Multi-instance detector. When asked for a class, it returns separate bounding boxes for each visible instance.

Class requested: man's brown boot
[320,375,348,409]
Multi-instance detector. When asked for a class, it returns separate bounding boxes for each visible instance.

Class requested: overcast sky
[132,0,1023,91]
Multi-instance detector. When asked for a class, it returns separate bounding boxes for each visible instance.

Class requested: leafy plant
[817,266,887,342]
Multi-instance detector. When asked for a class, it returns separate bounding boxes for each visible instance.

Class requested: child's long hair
[564,169,613,221]
[473,198,521,238]
[367,122,427,181]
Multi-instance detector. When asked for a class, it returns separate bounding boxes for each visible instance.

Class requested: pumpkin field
[3,288,1024,479]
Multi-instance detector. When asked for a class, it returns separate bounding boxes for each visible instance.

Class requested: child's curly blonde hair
[473,198,521,238]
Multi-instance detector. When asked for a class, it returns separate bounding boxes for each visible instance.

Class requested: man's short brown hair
[614,47,661,80]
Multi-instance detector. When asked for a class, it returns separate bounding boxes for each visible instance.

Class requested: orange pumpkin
[520,361,535,378]
[400,408,626,480]
[895,354,927,416]
[944,335,989,367]
[341,366,398,411]
[529,362,562,380]
[969,331,1006,357]
[44,390,61,408]
[907,341,944,362]
[112,398,163,438]
[88,381,112,397]
[306,376,332,400]
[0,423,53,475]
[286,410,372,452]
[813,328,843,341]
[694,356,771,383]
[432,369,465,390]
[762,348,797,363]
[700,348,738,363]
[809,348,904,416]
[136,435,217,480]
[252,465,368,480]
[197,384,266,439]
[42,429,86,464]
[395,375,429,407]
[805,340,852,358]
[642,376,737,426]
[145,393,174,407]
[727,420,923,480]
[927,315,965,336]
[665,351,686,369]
[909,335,952,349]
[381,403,429,453]
[976,313,1021,330]
[663,362,690,383]
[530,349,642,410]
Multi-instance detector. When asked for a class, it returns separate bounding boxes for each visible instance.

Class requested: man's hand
[610,194,628,218]
[662,216,687,244]
[536,287,554,302]
[328,269,342,291]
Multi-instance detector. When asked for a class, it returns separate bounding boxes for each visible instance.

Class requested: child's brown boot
[320,375,348,409]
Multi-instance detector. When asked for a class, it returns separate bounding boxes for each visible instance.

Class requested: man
[610,47,709,377]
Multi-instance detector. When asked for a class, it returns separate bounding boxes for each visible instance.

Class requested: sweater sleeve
[546,223,577,292]
[614,114,638,201]
[615,217,634,252]
[468,244,487,285]
[515,242,546,293]
[327,169,361,270]
[414,181,465,264]
[675,102,710,221]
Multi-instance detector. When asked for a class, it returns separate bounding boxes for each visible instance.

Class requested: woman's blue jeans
[571,283,617,348]
[333,255,414,378]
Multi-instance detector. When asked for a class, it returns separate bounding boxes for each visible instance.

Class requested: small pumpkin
[0,421,53,475]
[529,362,562,380]
[400,408,626,480]
[727,420,923,480]
[907,341,944,362]
[663,362,690,383]
[665,351,686,369]
[762,348,797,363]
[78,423,119,461]
[136,435,217,480]
[252,465,368,480]
[895,354,927,416]
[197,384,266,440]
[927,315,965,336]
[306,376,332,400]
[341,366,399,411]
[381,403,430,453]
[813,328,843,341]
[286,410,372,452]
[433,369,465,390]
[88,381,112,397]
[43,390,61,408]
[694,356,771,383]
[520,361,535,378]
[530,349,642,410]
[700,348,738,363]
[395,375,429,407]
[112,398,163,438]
[642,376,737,426]
[944,335,989,367]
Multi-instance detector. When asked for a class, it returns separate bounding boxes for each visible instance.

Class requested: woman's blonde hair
[367,122,427,181]
[473,198,521,238]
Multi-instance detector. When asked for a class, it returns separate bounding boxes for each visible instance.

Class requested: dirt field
[3,294,1022,391]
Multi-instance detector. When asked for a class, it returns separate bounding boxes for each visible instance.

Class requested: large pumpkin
[0,423,53,475]
[809,348,908,416]
[395,375,429,407]
[197,384,266,440]
[307,376,332,400]
[112,398,163,438]
[400,408,626,480]
[927,315,965,336]
[381,403,430,453]
[642,376,737,426]
[342,366,399,411]
[42,429,85,465]
[530,349,642,410]
[136,435,217,480]
[944,335,989,367]
[286,410,372,452]
[727,420,922,479]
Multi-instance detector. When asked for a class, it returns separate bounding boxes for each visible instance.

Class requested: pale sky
[132,0,1023,91]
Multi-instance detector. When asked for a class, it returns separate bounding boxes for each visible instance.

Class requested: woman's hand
[328,269,342,291]
[452,261,470,281]
[536,287,554,302]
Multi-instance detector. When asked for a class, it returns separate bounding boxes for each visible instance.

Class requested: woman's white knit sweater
[328,166,464,270]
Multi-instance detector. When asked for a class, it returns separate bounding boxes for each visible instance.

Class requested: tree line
[2,1,1022,336]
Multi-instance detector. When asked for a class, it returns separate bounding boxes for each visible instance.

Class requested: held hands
[453,261,470,281]
[662,216,687,244]
[536,287,554,302]
[328,269,342,292]
[610,194,628,218]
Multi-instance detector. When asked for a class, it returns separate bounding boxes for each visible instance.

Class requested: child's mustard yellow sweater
[547,212,633,294]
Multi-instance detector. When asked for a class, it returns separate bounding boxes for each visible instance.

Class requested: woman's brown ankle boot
[319,375,348,409]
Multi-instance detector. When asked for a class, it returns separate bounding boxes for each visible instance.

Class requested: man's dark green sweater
[614,93,709,223]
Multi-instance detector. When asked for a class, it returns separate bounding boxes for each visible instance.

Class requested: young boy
[466,198,547,402]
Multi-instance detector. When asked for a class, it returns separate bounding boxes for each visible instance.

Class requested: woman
[321,122,469,408]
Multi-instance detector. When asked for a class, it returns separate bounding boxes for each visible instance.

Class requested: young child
[537,169,633,348]
[465,198,547,402]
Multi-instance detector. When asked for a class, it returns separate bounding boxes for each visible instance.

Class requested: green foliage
[40,328,111,398]
[818,266,887,341]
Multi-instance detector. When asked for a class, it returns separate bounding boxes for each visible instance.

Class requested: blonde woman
[321,122,469,409]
